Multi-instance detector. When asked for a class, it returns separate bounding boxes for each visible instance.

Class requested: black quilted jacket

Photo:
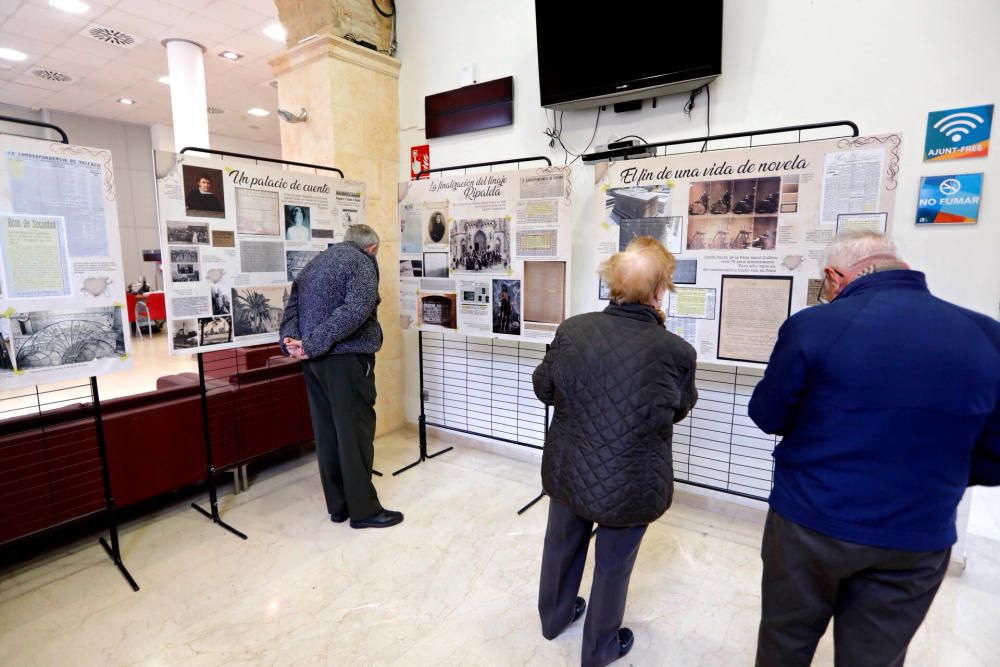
[534,303,698,527]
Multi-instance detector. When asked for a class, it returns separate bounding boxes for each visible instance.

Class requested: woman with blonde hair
[533,236,698,666]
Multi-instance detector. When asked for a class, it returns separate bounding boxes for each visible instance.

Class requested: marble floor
[1,432,999,666]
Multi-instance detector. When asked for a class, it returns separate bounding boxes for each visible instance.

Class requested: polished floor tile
[1,431,999,666]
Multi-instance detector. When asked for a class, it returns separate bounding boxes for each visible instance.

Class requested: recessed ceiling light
[247,108,269,117]
[158,75,170,84]
[49,0,89,14]
[219,51,242,61]
[118,97,136,105]
[0,48,28,62]
[263,23,286,42]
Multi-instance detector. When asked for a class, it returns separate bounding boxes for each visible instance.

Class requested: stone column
[270,34,403,437]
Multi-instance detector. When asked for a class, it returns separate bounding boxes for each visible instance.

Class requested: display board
[0,134,131,388]
[593,134,901,364]
[154,152,365,355]
[398,167,572,343]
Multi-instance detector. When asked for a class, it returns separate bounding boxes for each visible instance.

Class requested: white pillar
[162,39,210,152]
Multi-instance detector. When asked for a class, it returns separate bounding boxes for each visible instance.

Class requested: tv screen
[535,1,723,110]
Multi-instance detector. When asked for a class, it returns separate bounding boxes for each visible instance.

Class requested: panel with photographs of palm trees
[231,286,288,338]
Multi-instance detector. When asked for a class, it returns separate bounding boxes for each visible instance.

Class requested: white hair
[344,223,380,248]
[824,231,900,270]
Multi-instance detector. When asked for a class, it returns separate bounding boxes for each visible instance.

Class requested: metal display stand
[0,118,138,590]
[394,156,554,477]
[176,147,365,539]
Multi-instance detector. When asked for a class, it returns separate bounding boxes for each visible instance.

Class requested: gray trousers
[538,498,647,667]
[756,510,950,667]
[302,353,382,521]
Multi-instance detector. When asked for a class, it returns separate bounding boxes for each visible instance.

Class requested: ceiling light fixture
[49,0,89,14]
[263,23,286,42]
[247,108,269,117]
[118,97,136,105]
[219,51,242,61]
[0,48,28,62]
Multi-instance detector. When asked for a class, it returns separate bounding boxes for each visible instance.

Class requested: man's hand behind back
[283,337,309,360]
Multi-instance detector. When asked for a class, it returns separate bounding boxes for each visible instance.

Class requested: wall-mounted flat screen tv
[535,1,723,110]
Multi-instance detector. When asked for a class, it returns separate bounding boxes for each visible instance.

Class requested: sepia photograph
[687,217,754,251]
[232,286,287,337]
[419,291,457,329]
[423,251,449,278]
[752,216,779,249]
[183,165,226,218]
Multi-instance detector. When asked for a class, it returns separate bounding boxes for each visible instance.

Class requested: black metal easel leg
[90,377,140,591]
[517,491,546,515]
[392,415,453,476]
[191,354,247,540]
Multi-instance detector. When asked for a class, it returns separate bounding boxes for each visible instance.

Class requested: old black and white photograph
[284,205,311,242]
[400,259,422,278]
[170,247,200,282]
[166,220,210,245]
[606,185,671,225]
[11,306,125,369]
[424,208,448,248]
[172,319,199,348]
[286,250,320,282]
[423,252,449,278]
[232,286,287,337]
[211,285,231,316]
[183,165,226,218]
[619,217,683,254]
[198,316,232,346]
[450,218,510,274]
[492,279,521,336]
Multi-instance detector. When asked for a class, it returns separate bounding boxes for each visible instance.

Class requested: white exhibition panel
[398,166,573,344]
[593,133,901,365]
[0,134,131,389]
[154,152,366,355]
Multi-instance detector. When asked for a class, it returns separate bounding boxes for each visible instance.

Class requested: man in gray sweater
[280,224,403,528]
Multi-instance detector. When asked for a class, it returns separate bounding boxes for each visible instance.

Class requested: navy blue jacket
[749,270,1000,551]
[279,242,383,359]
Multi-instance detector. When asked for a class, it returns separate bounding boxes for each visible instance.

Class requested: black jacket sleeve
[532,329,563,406]
[674,355,698,424]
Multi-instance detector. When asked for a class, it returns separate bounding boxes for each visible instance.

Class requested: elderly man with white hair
[749,231,1000,667]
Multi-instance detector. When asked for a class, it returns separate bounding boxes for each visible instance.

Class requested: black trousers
[301,353,382,521]
[538,498,647,667]
[756,510,951,667]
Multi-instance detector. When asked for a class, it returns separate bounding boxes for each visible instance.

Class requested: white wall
[396,0,1000,423]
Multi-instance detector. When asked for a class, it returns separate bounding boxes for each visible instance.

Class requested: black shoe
[573,597,586,623]
[330,511,349,523]
[350,509,404,529]
[618,628,634,658]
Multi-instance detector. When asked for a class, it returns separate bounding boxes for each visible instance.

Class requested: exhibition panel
[398,165,572,343]
[154,151,366,355]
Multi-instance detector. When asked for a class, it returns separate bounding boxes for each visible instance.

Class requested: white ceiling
[0,0,286,142]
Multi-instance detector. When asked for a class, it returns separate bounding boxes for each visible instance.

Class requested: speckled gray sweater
[279,241,383,358]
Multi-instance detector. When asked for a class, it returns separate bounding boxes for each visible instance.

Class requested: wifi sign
[935,112,986,142]
[924,104,994,161]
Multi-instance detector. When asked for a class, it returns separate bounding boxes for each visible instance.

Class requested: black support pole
[91,377,140,591]
[190,353,248,540]
[393,331,453,475]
